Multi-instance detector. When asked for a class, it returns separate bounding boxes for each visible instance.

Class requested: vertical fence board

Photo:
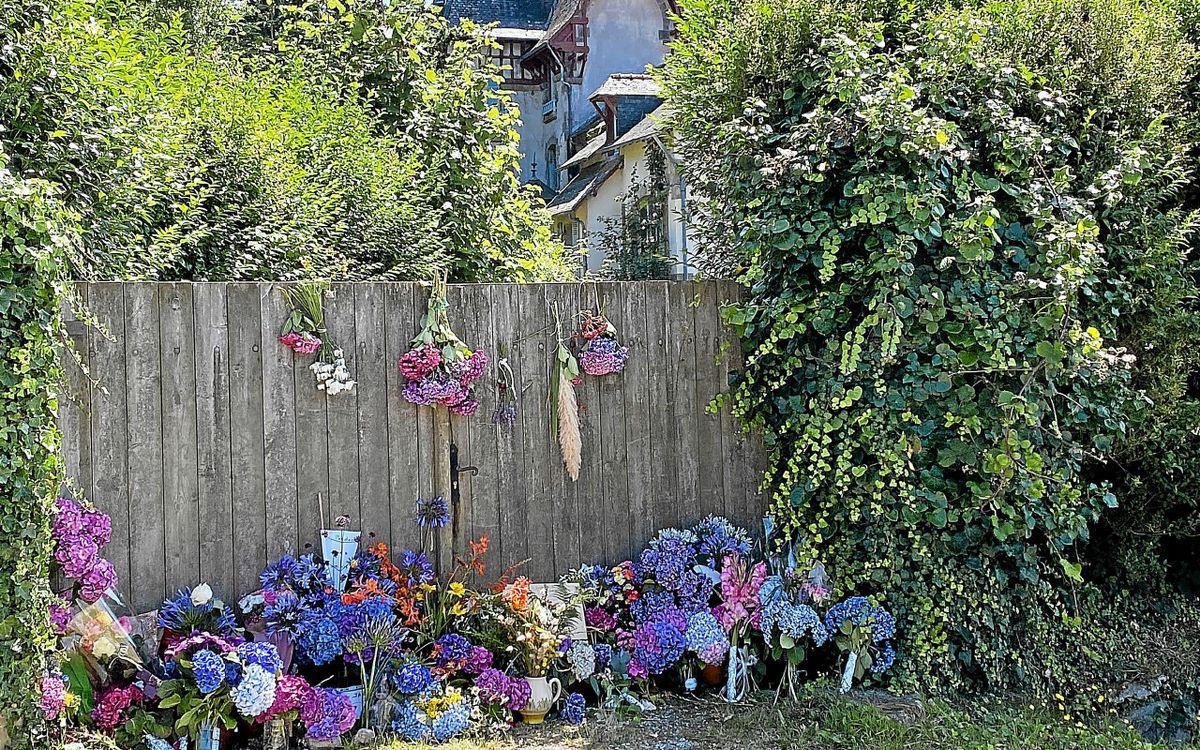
[125,284,166,611]
[596,282,631,562]
[60,287,91,496]
[623,284,654,549]
[261,284,298,559]
[355,284,391,548]
[385,284,421,554]
[325,283,361,529]
[87,283,131,600]
[227,283,267,600]
[519,284,555,580]
[492,286,527,571]
[193,284,235,599]
[59,281,764,602]
[693,282,728,524]
[669,283,701,522]
[160,283,201,597]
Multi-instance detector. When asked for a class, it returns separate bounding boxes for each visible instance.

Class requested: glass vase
[197,723,221,750]
[263,716,290,750]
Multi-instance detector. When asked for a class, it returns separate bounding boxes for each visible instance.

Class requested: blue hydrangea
[434,633,474,665]
[393,662,436,696]
[593,643,613,670]
[566,641,597,681]
[297,613,342,666]
[431,699,471,742]
[560,692,587,725]
[391,701,429,742]
[191,649,226,694]
[824,597,894,643]
[685,611,729,665]
[639,530,697,591]
[632,619,686,675]
[871,642,896,673]
[630,590,677,624]
[236,641,283,674]
[224,660,243,688]
[231,663,276,718]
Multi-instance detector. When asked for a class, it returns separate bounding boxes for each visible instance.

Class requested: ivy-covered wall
[0,152,74,746]
[661,0,1200,719]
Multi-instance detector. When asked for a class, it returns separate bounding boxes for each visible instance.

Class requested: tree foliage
[661,0,1199,708]
[0,0,568,281]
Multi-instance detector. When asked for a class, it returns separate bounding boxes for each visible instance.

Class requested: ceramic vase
[518,675,562,724]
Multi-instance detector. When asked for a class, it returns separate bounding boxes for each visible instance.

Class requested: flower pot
[321,529,361,592]
[518,676,562,725]
[700,663,725,686]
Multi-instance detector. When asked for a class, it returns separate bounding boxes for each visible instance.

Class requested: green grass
[376,684,1194,750]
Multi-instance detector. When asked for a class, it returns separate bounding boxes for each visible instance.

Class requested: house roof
[561,131,608,170]
[589,73,659,99]
[546,156,622,216]
[441,0,556,29]
[610,104,670,149]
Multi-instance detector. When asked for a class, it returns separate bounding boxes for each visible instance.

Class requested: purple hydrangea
[631,618,686,675]
[448,350,488,386]
[579,337,629,376]
[434,633,475,669]
[474,668,529,711]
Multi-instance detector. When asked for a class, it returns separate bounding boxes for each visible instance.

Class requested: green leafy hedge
[661,0,1198,708]
[0,0,567,282]
[0,151,74,747]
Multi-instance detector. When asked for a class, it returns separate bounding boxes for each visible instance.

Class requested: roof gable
[441,0,557,29]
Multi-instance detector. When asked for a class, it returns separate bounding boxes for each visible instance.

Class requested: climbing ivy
[0,151,75,746]
[661,0,1197,696]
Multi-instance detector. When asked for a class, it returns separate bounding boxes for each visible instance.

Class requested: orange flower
[502,576,531,611]
[468,535,490,556]
[342,577,389,604]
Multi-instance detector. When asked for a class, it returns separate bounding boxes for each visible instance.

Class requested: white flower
[191,583,213,606]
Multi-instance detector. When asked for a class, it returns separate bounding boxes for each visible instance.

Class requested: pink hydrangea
[398,346,441,380]
[79,559,117,604]
[91,684,142,730]
[49,594,74,634]
[40,674,67,721]
[264,674,316,721]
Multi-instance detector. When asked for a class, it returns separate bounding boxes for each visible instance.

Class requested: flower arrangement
[575,310,629,377]
[400,276,487,415]
[51,496,117,605]
[279,281,355,395]
[824,596,897,692]
[47,505,898,746]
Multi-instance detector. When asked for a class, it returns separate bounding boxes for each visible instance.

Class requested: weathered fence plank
[60,282,763,611]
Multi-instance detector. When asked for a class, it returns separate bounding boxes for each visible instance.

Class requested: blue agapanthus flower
[431,699,471,742]
[263,591,308,636]
[231,663,277,718]
[399,549,435,587]
[392,662,436,696]
[236,641,283,674]
[560,692,587,725]
[191,649,226,694]
[259,554,299,591]
[692,515,751,566]
[296,613,342,666]
[416,496,450,528]
[158,588,238,636]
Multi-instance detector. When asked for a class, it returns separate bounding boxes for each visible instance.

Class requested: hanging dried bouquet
[576,309,629,376]
[399,276,488,416]
[279,281,355,395]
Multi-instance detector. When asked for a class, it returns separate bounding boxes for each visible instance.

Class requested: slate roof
[546,156,623,215]
[610,104,670,149]
[441,0,557,29]
[589,73,659,99]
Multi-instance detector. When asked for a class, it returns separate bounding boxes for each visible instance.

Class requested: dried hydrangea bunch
[399,277,486,415]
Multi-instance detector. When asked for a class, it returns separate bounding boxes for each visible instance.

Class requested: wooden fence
[58,282,765,612]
